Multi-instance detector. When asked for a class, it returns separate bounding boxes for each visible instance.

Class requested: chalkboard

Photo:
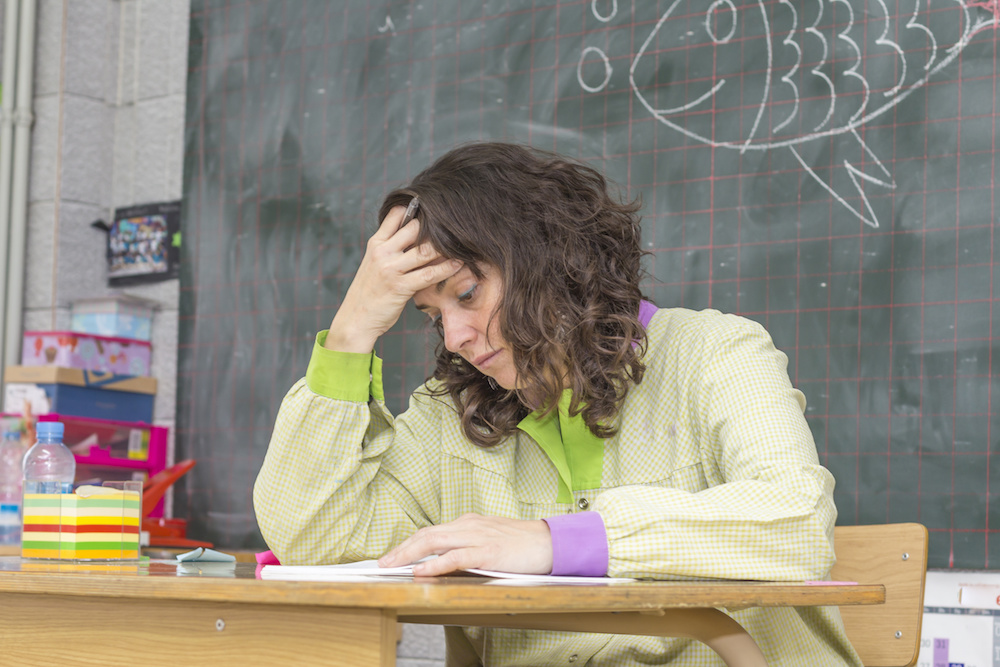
[180,0,1000,567]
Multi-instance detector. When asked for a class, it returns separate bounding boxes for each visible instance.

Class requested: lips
[472,350,500,368]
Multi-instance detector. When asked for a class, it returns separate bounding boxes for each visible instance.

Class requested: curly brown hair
[378,142,649,448]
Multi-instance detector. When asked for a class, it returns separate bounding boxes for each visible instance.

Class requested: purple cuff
[542,511,609,577]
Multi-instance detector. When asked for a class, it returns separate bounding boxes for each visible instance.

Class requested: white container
[71,295,159,342]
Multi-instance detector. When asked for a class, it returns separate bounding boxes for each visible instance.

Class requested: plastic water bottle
[22,421,75,495]
[0,428,25,545]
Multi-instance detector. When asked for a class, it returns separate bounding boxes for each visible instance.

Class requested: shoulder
[645,307,770,358]
[408,377,455,415]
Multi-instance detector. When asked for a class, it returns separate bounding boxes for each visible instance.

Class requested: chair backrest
[831,523,928,667]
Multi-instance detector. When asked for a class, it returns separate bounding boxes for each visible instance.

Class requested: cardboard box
[3,366,156,423]
[22,331,152,376]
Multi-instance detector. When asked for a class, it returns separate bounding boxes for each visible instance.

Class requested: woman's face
[412,263,518,389]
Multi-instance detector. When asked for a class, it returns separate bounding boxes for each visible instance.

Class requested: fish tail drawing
[789,128,896,229]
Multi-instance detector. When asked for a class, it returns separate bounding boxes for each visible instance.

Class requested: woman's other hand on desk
[325,204,462,354]
[378,513,554,576]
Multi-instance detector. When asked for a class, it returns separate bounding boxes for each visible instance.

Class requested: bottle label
[23,481,73,494]
[128,428,147,459]
[0,503,19,525]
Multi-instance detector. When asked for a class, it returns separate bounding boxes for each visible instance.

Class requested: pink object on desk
[256,550,280,565]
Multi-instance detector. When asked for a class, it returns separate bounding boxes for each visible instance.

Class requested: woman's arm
[253,341,443,565]
[596,313,837,581]
[254,204,461,564]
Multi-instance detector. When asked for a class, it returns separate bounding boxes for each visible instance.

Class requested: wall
[15,0,188,485]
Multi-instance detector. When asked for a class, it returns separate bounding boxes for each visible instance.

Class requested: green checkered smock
[254,307,862,666]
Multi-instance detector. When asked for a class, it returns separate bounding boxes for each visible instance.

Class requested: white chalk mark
[577,46,613,93]
[963,0,996,39]
[591,0,617,23]
[790,131,896,230]
[906,0,938,71]
[739,1,772,153]
[833,0,870,123]
[631,0,981,150]
[806,0,836,132]
[656,81,727,114]
[626,0,991,228]
[875,0,907,96]
[772,0,801,134]
[377,15,396,35]
[705,0,738,44]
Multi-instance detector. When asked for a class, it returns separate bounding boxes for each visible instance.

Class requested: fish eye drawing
[577,0,999,228]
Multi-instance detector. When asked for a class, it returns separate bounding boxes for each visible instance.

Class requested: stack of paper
[260,559,628,584]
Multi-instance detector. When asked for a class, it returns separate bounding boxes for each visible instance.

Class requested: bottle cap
[36,421,65,439]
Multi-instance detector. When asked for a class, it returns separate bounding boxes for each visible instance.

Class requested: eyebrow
[412,276,452,312]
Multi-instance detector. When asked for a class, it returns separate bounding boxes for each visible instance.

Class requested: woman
[253,142,861,666]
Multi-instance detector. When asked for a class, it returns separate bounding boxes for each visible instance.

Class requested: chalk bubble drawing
[578,46,614,92]
[592,0,619,23]
[601,0,999,228]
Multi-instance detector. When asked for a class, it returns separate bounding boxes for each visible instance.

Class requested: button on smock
[577,498,589,510]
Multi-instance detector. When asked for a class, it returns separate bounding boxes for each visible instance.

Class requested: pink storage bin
[22,331,152,376]
[37,413,169,517]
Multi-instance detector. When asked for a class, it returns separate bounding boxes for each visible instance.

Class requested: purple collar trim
[638,299,657,329]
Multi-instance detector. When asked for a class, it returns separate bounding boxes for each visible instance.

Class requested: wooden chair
[831,523,928,667]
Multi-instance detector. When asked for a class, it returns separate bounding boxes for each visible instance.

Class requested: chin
[491,372,518,391]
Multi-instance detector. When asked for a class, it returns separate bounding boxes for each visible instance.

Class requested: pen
[400,196,420,227]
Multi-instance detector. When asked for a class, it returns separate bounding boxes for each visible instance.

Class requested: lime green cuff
[306,331,384,402]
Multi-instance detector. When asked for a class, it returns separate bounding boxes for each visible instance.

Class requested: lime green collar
[517,390,605,503]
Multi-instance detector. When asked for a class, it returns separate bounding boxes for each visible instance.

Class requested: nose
[441,309,476,353]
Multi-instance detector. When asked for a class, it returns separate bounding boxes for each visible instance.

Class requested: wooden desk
[0,556,883,667]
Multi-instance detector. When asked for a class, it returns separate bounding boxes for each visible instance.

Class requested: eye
[457,284,478,302]
[705,0,737,44]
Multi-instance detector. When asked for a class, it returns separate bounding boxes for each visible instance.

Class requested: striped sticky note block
[21,488,141,560]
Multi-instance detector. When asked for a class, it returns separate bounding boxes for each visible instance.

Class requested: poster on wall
[107,200,181,286]
[917,570,1000,667]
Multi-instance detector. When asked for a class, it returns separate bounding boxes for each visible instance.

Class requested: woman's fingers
[369,206,453,284]
[378,514,553,576]
[411,256,463,289]
[370,204,414,242]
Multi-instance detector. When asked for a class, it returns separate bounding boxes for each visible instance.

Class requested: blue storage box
[3,366,156,423]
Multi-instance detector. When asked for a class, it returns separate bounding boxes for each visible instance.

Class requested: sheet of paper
[258,559,631,584]
[260,559,417,579]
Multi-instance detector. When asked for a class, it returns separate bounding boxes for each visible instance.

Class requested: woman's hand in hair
[325,205,462,353]
[377,513,554,576]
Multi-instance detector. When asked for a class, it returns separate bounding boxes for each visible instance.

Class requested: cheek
[482,313,506,345]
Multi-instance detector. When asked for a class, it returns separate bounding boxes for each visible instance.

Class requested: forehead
[412,266,476,309]
[412,263,501,310]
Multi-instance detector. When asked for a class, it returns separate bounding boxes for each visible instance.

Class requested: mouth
[471,350,501,369]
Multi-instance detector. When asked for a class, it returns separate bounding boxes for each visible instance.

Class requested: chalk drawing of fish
[626,0,998,227]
